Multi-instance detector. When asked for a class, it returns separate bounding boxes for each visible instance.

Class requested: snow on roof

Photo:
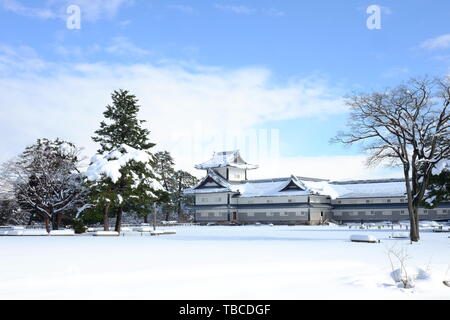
[185,171,408,199]
[234,177,309,198]
[195,150,258,170]
[305,179,407,199]
[184,174,309,197]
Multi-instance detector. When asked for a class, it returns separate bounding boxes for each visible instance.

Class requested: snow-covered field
[1,225,449,300]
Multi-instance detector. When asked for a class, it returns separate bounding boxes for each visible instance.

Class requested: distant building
[183,151,450,224]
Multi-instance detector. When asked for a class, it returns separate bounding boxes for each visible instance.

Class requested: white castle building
[183,150,450,224]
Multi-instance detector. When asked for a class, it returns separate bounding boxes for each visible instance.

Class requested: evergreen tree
[92,90,155,152]
[88,90,163,232]
[424,167,450,207]
[173,170,198,220]
[154,151,177,220]
[153,151,198,221]
[154,151,176,191]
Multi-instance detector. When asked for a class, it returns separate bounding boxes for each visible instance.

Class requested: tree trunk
[103,202,110,231]
[409,206,420,242]
[403,168,420,242]
[115,207,123,233]
[153,204,157,231]
[177,200,181,219]
[44,216,50,233]
[144,214,148,224]
[177,177,182,219]
[56,212,63,230]
[27,212,34,226]
[50,207,57,230]
[165,211,169,222]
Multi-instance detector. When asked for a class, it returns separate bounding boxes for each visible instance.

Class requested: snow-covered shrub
[71,219,87,234]
[390,267,432,289]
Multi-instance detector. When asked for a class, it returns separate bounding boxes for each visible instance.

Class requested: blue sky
[1,0,449,179]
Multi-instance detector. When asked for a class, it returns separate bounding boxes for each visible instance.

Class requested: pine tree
[92,90,155,152]
[153,151,198,221]
[424,168,450,207]
[154,151,177,221]
[88,90,162,232]
[173,170,198,220]
[154,151,176,191]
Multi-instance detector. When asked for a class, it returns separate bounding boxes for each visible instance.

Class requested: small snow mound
[49,230,75,236]
[391,232,409,239]
[390,267,432,289]
[420,221,442,228]
[135,226,153,232]
[22,229,48,236]
[350,234,378,243]
[93,231,119,237]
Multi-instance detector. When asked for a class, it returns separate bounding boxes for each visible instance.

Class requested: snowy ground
[0,225,449,300]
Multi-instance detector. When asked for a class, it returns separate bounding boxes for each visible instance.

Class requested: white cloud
[0,0,132,21]
[0,45,48,75]
[0,45,360,179]
[252,155,402,181]
[381,67,409,78]
[214,3,256,15]
[57,0,133,21]
[262,8,285,17]
[213,3,285,17]
[167,4,196,14]
[421,34,450,50]
[53,37,150,59]
[380,6,393,15]
[0,0,56,19]
[105,37,151,57]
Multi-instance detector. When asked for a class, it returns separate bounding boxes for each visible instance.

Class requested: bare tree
[332,77,450,242]
[0,159,31,225]
[14,139,87,232]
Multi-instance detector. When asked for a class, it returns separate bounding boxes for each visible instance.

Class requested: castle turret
[195,150,258,181]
